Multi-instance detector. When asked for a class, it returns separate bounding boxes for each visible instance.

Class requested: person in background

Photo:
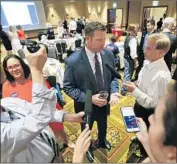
[136,81,177,163]
[63,17,68,32]
[133,19,156,81]
[8,25,23,55]
[69,17,77,34]
[156,18,163,32]
[76,18,84,35]
[2,54,72,148]
[16,25,26,40]
[1,46,85,163]
[46,23,55,40]
[162,17,177,72]
[121,24,139,96]
[64,21,120,162]
[0,24,12,55]
[106,35,120,70]
[66,33,76,57]
[57,21,65,38]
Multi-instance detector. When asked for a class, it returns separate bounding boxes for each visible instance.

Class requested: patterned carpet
[61,89,141,163]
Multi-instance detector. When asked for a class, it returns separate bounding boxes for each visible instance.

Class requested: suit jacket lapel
[81,48,97,90]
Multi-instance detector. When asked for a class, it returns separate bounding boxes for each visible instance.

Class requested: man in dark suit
[162,17,177,72]
[133,19,156,81]
[64,22,120,162]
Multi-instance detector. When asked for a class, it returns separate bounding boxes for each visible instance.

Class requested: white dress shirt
[42,58,64,88]
[85,46,103,76]
[132,58,171,109]
[69,20,77,31]
[129,38,138,60]
[1,83,65,163]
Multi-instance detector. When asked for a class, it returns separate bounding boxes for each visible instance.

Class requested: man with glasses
[124,33,171,156]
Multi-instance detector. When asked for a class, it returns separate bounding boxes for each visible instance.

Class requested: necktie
[94,53,104,91]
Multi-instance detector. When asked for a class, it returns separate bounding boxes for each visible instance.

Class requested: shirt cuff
[132,87,141,98]
[53,110,68,123]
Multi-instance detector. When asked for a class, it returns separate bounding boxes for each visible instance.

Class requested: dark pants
[134,101,154,156]
[134,101,154,128]
[134,54,144,80]
[81,106,107,144]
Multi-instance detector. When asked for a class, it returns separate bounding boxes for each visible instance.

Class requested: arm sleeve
[1,83,56,157]
[63,60,86,102]
[109,52,119,93]
[129,38,138,59]
[132,76,169,109]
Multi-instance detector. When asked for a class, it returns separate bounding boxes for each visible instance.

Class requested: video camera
[20,40,48,53]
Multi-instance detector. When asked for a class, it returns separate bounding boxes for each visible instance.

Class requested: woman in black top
[0,25,12,55]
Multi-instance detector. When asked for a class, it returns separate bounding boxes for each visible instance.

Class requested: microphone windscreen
[84,90,92,115]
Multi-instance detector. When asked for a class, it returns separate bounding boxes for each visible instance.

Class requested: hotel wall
[26,0,176,38]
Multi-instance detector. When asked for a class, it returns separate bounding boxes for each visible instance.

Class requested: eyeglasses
[6,64,21,71]
[144,45,157,51]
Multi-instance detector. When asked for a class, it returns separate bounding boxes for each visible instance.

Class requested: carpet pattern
[61,91,140,163]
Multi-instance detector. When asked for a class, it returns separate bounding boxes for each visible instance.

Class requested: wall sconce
[152,1,159,6]
[113,2,117,8]
[65,8,69,14]
[98,6,101,14]
[88,6,91,15]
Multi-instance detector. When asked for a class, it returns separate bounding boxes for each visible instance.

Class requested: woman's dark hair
[163,82,177,148]
[3,54,31,84]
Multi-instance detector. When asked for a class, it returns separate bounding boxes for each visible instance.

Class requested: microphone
[105,63,122,80]
[84,90,92,128]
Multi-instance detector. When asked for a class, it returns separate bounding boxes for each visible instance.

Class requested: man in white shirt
[69,17,77,33]
[124,33,171,157]
[124,33,171,127]
[121,24,139,95]
[1,46,85,163]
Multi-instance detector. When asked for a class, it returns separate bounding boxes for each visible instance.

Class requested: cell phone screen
[124,115,139,129]
[121,107,139,132]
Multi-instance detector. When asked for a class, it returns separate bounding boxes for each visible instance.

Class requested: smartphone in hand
[121,107,140,133]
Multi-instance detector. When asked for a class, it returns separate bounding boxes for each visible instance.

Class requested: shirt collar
[85,46,101,59]
[145,58,165,70]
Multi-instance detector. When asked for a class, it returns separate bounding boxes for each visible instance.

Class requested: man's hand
[25,45,47,71]
[124,81,136,93]
[109,92,122,105]
[73,127,91,163]
[136,117,149,145]
[64,112,85,123]
[92,94,107,107]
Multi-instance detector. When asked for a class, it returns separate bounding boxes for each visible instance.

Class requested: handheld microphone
[105,63,122,80]
[83,90,92,128]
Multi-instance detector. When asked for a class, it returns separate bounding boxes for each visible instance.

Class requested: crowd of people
[0,15,177,163]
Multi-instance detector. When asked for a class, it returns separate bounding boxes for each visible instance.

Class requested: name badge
[11,92,19,97]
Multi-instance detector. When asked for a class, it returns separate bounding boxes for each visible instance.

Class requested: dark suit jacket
[163,32,177,71]
[64,47,119,114]
[139,30,156,55]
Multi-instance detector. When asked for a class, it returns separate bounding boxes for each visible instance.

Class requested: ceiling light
[152,1,159,6]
